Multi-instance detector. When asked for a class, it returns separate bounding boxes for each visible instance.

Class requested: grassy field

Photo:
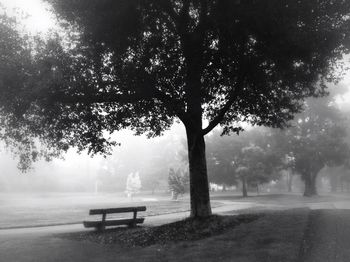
[0,192,223,228]
[3,193,350,261]
[148,209,309,262]
[1,191,350,229]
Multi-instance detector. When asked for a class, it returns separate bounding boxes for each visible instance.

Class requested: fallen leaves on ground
[63,214,260,247]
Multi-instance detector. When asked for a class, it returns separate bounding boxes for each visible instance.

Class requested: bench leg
[97,213,107,231]
[128,211,137,227]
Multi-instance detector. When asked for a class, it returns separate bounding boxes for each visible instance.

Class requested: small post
[130,210,137,227]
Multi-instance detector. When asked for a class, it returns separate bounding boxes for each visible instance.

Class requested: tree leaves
[1,0,350,168]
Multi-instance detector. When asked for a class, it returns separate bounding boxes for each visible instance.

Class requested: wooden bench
[83,206,146,230]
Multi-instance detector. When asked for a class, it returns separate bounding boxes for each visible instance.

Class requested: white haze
[0,125,187,193]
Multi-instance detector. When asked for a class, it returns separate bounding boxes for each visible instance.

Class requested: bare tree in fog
[1,1,350,218]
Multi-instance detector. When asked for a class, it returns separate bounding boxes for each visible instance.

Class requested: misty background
[0,82,349,195]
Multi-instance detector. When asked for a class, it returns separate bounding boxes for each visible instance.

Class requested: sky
[0,0,55,33]
[336,72,350,110]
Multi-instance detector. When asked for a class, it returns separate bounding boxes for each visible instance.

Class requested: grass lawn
[211,192,350,208]
[0,192,223,228]
[1,191,349,228]
[60,208,310,262]
[3,192,350,262]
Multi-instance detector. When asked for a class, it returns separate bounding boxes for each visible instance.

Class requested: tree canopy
[271,97,350,196]
[208,127,281,196]
[43,0,350,133]
[1,0,350,216]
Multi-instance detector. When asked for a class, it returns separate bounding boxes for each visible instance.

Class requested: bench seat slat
[83,218,144,228]
[89,206,146,215]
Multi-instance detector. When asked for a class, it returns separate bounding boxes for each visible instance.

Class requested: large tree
[295,102,349,196]
[1,1,350,217]
[272,98,350,196]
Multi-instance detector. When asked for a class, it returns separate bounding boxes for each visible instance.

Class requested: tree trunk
[330,174,338,193]
[222,184,227,192]
[242,177,248,197]
[304,173,317,197]
[287,176,293,192]
[287,169,293,192]
[182,33,211,218]
[186,128,212,218]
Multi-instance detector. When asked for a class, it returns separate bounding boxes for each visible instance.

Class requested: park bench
[83,206,146,230]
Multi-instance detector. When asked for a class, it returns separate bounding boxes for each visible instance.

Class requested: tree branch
[201,97,235,136]
[50,86,189,125]
[50,91,152,104]
[198,0,208,31]
[202,31,249,136]
[177,0,191,35]
[202,81,244,136]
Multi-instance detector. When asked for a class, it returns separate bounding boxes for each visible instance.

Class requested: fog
[0,124,187,193]
[0,82,349,195]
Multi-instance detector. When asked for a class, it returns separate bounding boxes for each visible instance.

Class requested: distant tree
[327,164,350,193]
[274,99,350,196]
[340,162,350,193]
[208,128,282,197]
[282,153,296,192]
[235,143,280,197]
[206,130,241,189]
[276,153,297,192]
[207,159,237,191]
[1,1,350,217]
[235,166,249,197]
[168,168,189,200]
[247,149,281,195]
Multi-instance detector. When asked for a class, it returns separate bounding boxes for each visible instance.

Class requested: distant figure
[125,172,142,199]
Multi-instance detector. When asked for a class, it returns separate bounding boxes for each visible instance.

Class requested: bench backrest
[89,206,146,215]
